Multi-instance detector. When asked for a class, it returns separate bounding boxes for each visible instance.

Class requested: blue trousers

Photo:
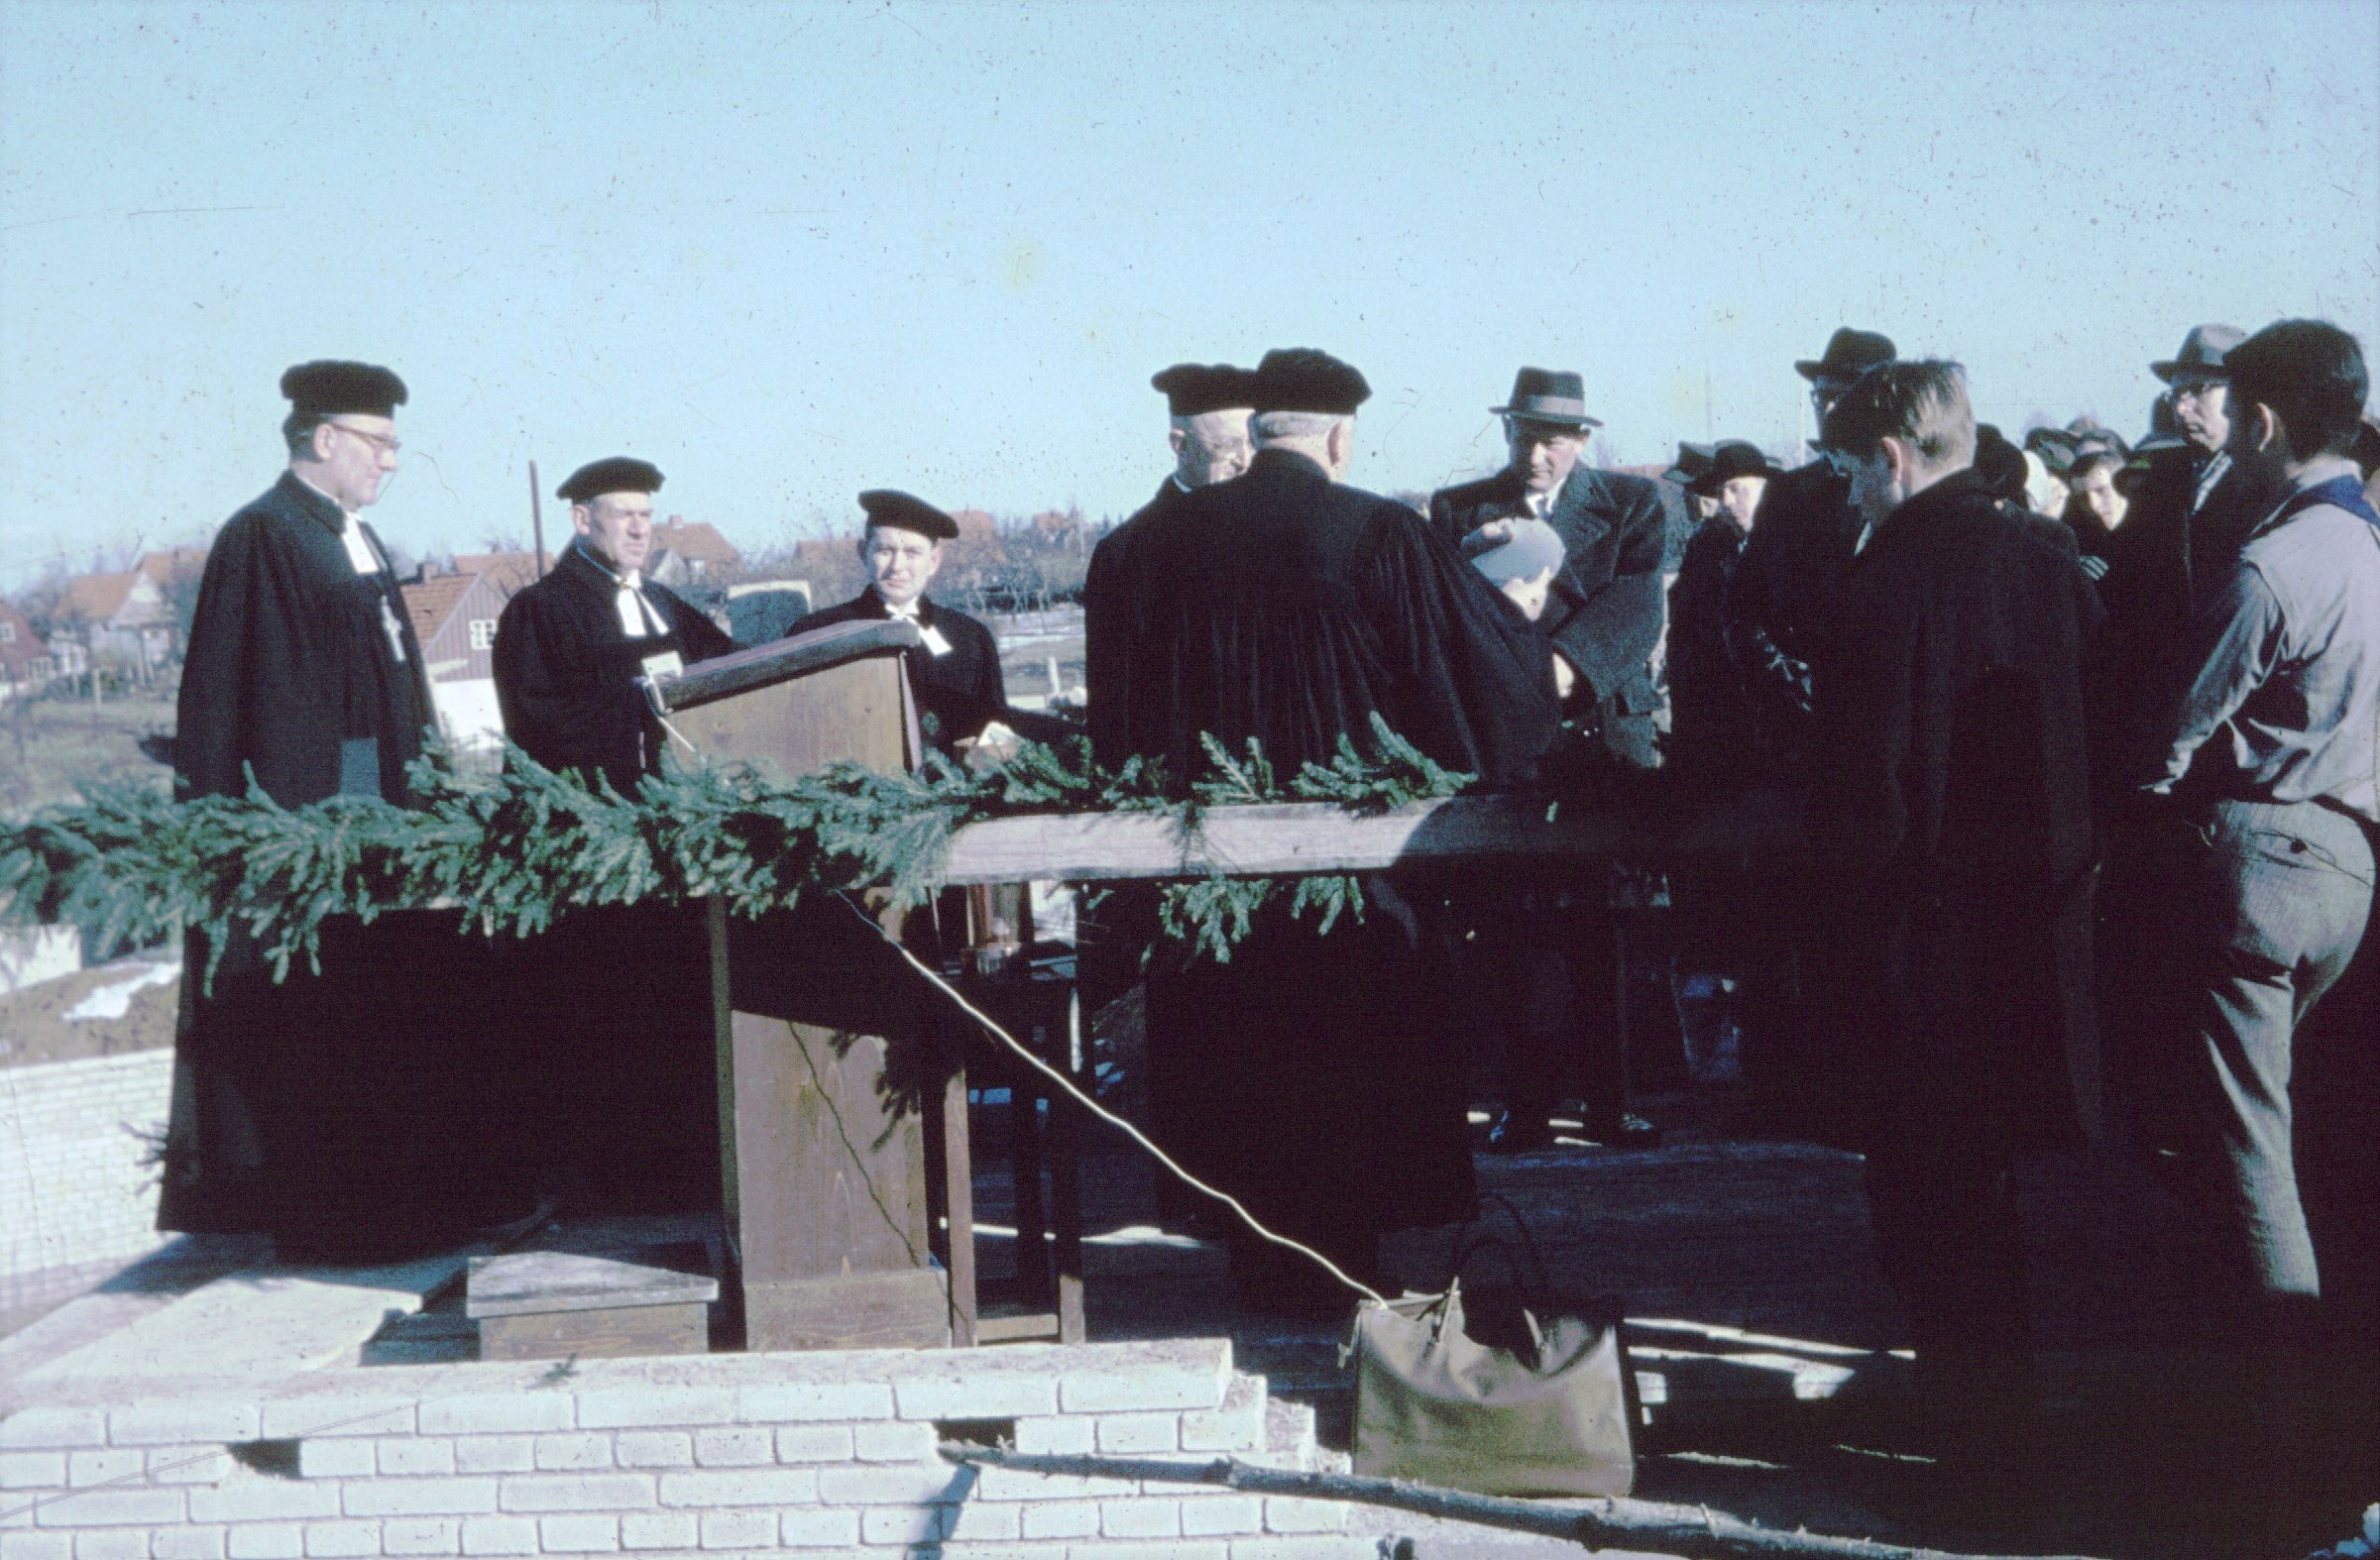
[2178,799,2374,1335]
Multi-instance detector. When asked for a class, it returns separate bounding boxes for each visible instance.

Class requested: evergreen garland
[0,717,1471,983]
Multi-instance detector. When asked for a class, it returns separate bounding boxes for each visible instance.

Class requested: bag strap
[1443,1191,1556,1300]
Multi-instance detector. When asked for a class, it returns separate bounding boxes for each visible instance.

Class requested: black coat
[1723,458,1866,758]
[492,541,738,792]
[1665,513,1758,786]
[174,472,436,806]
[789,586,1006,751]
[1428,464,1666,755]
[1084,476,1188,769]
[1807,472,2103,1151]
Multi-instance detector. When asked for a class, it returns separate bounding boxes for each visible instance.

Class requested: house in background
[61,570,173,680]
[648,517,738,596]
[399,565,518,760]
[0,599,55,698]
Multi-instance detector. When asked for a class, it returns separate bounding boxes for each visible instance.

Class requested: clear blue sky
[2,0,2374,582]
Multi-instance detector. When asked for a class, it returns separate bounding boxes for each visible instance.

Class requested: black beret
[1973,424,2030,502]
[858,489,959,541]
[1692,439,1785,495]
[282,360,407,418]
[557,456,664,503]
[1249,348,1371,415]
[1151,363,1257,417]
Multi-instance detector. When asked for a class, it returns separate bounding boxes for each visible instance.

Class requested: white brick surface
[971,1467,1137,1502]
[296,1444,375,1481]
[1180,1379,1267,1453]
[858,1504,953,1547]
[947,1502,1017,1542]
[684,1431,766,1470]
[596,1439,681,1475]
[810,1465,959,1505]
[489,1479,648,1518]
[566,1394,731,1434]
[223,1525,300,1560]
[0,1536,72,1560]
[299,1522,378,1558]
[1098,1498,1180,1538]
[890,1377,1057,1422]
[1086,1544,1225,1560]
[412,1404,567,1441]
[0,1052,173,1283]
[771,1509,856,1549]
[1009,1418,1092,1457]
[65,1453,142,1490]
[1228,1539,1374,1559]
[146,1449,230,1489]
[529,1515,613,1555]
[109,1406,257,1451]
[69,1530,146,1560]
[1059,1361,1226,1414]
[0,1412,107,1452]
[375,1443,454,1480]
[692,1506,770,1549]
[611,1512,691,1553]
[848,1421,934,1464]
[150,1529,224,1560]
[1181,1495,1265,1536]
[0,1453,66,1489]
[734,1384,890,1424]
[457,1519,535,1558]
[1262,1497,1346,1534]
[341,1481,499,1519]
[380,1521,459,1560]
[652,1469,815,1508]
[766,1426,849,1465]
[1093,1414,1177,1455]
[448,1443,531,1479]
[186,1483,340,1525]
[34,1492,181,1528]
[525,1441,607,1476]
[1016,1500,1097,1540]
[260,1406,412,1443]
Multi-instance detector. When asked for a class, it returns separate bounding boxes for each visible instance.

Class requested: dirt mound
[0,955,178,1069]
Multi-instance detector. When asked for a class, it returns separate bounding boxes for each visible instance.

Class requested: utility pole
[528,461,548,578]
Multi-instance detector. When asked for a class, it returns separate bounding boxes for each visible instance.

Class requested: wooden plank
[936,791,1787,885]
[478,1301,710,1362]
[651,618,920,711]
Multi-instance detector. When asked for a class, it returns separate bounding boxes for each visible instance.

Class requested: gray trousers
[2179,799,2375,1333]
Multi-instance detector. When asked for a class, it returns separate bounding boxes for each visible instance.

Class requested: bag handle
[1442,1191,1556,1302]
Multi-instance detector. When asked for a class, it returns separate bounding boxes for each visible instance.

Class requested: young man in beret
[788,490,1008,752]
[1085,363,1255,772]
[493,456,737,793]
[1429,368,1666,1152]
[163,361,513,1252]
[1098,346,1560,1311]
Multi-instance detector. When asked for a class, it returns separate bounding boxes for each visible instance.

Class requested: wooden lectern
[649,620,966,1351]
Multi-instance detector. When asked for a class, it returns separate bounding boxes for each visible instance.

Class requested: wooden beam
[936,792,1781,886]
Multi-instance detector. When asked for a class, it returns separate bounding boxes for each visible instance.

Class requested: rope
[845,895,1388,1306]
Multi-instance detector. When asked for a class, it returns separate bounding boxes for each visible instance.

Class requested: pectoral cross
[380,596,408,663]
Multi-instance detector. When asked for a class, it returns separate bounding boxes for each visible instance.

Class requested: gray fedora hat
[1492,367,1602,429]
[2152,323,2247,384]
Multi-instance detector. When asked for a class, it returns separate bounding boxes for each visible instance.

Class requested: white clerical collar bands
[583,545,670,638]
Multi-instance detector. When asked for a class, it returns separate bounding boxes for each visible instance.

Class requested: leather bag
[1346,1203,1636,1498]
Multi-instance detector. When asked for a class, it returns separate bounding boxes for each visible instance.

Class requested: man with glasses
[164,359,496,1254]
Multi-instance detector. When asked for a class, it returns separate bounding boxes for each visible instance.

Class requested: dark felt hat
[1974,424,2030,502]
[1152,363,1257,417]
[556,456,664,503]
[1491,367,1601,429]
[281,360,407,418]
[1249,348,1371,414]
[857,489,959,541]
[1693,440,1785,495]
[1794,328,1896,384]
[1661,441,1717,487]
[2023,425,2080,475]
[2152,323,2247,384]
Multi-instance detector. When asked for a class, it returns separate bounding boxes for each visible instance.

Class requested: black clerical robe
[1100,448,1560,1290]
[493,541,738,792]
[162,471,469,1242]
[1084,476,1188,771]
[788,587,1006,751]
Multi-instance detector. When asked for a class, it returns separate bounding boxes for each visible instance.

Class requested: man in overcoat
[1809,361,2101,1443]
[1428,369,1664,1150]
[1100,347,1559,1310]
[494,457,737,793]
[788,492,1008,754]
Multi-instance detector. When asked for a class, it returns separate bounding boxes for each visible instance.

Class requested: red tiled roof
[64,572,137,622]
[398,575,481,644]
[654,519,737,565]
[138,546,207,584]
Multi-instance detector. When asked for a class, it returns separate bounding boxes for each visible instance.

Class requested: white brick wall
[0,1051,173,1285]
[0,1341,1346,1558]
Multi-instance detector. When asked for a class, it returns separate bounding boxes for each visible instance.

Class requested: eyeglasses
[326,421,402,456]
[2169,380,2226,404]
